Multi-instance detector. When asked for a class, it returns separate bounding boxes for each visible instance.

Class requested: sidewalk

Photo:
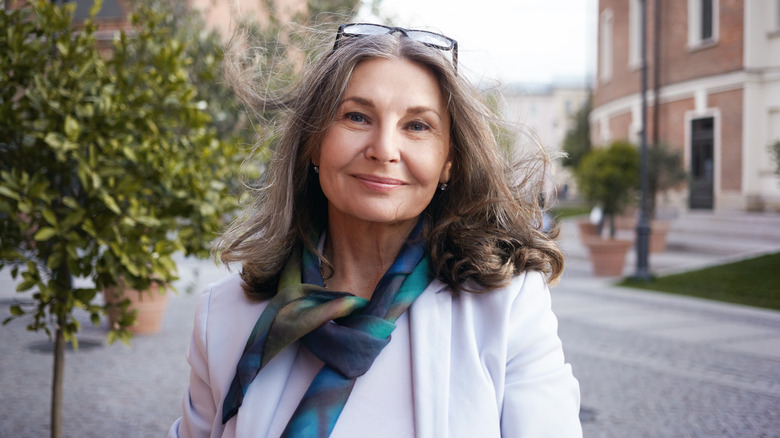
[554,211,780,437]
[0,211,779,437]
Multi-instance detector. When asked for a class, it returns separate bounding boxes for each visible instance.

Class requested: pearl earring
[439,182,448,191]
[313,164,319,174]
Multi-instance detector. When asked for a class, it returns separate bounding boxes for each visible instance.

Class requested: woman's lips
[353,174,406,192]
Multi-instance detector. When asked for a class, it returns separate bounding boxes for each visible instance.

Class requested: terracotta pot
[577,221,600,244]
[649,220,671,253]
[105,282,169,334]
[614,213,637,230]
[583,238,633,277]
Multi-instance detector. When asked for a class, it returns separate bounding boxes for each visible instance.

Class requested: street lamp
[634,0,652,280]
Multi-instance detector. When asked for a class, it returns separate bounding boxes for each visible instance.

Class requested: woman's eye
[408,121,429,132]
[345,112,366,123]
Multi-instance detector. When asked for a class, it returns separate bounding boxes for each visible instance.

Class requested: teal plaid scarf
[222,224,430,437]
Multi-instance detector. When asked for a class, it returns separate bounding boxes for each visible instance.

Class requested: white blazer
[169,271,581,437]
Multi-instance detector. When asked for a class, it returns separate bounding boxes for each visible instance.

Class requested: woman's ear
[311,148,320,167]
[439,159,452,184]
[440,142,453,183]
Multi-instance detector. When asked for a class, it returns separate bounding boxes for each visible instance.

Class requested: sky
[356,0,598,86]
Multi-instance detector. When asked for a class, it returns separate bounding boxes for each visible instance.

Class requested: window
[688,0,718,48]
[600,9,614,83]
[629,0,642,68]
[701,0,714,40]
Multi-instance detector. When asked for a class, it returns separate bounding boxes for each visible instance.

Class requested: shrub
[575,141,640,237]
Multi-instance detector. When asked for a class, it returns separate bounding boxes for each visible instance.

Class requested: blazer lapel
[409,280,451,438]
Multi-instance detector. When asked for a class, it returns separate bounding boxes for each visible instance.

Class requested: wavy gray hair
[215,27,563,300]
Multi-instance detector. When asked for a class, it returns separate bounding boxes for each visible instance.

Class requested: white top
[169,271,582,438]
[265,313,415,437]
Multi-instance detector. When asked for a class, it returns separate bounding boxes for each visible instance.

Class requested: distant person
[170,22,581,437]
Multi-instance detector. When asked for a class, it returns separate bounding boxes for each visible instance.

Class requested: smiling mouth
[354,174,406,191]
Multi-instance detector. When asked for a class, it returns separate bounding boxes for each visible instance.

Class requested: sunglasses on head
[333,23,458,71]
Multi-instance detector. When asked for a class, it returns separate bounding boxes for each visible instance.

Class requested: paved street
[1,211,779,437]
[554,212,780,437]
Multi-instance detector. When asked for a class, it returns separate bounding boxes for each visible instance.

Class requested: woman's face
[314,57,452,230]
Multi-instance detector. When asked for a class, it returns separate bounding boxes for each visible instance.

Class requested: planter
[105,282,169,334]
[614,212,637,230]
[577,221,600,244]
[583,238,633,277]
[649,220,671,253]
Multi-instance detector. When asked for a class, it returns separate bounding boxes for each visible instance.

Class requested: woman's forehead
[342,58,447,112]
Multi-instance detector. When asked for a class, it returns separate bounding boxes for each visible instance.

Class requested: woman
[170,23,581,437]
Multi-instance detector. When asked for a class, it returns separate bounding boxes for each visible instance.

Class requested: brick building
[592,0,780,212]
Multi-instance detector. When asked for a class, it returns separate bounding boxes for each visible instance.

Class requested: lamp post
[634,0,652,280]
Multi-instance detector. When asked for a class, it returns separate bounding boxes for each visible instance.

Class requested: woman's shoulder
[196,272,269,329]
[447,270,549,304]
[418,270,550,324]
[203,272,248,302]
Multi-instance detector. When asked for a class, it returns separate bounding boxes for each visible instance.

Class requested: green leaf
[100,192,121,214]
[42,209,57,226]
[106,330,118,345]
[46,251,63,270]
[33,227,57,241]
[62,196,80,209]
[64,115,81,141]
[56,41,69,56]
[16,279,36,292]
[43,132,66,149]
[0,186,20,201]
[9,305,24,316]
[74,288,97,303]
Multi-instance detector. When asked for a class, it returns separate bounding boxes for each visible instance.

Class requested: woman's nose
[365,124,401,163]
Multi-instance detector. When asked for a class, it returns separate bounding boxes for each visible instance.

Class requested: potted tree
[0,1,241,436]
[559,97,600,243]
[645,142,688,252]
[575,141,640,276]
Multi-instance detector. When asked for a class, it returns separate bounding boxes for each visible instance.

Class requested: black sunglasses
[333,23,458,71]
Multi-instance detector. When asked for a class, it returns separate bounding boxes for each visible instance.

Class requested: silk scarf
[221,223,430,437]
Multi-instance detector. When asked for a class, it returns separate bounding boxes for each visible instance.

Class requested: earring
[313,164,320,174]
[439,182,448,191]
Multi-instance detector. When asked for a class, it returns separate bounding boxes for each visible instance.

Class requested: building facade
[503,82,590,196]
[592,0,780,212]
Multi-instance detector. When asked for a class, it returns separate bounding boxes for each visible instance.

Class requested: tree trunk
[51,319,65,438]
[51,263,70,438]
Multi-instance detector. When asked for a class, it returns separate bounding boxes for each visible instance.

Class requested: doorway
[689,117,715,209]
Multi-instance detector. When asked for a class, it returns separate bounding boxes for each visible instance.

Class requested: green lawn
[550,205,591,220]
[619,252,780,311]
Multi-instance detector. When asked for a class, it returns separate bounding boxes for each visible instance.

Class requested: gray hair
[216,27,562,300]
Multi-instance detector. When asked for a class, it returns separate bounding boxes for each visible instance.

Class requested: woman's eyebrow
[341,96,442,120]
[340,96,374,108]
[407,106,442,120]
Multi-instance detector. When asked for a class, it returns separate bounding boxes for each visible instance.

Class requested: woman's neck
[324,217,418,299]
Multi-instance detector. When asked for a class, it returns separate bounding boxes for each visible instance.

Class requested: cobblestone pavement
[1,211,779,437]
[554,278,780,437]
